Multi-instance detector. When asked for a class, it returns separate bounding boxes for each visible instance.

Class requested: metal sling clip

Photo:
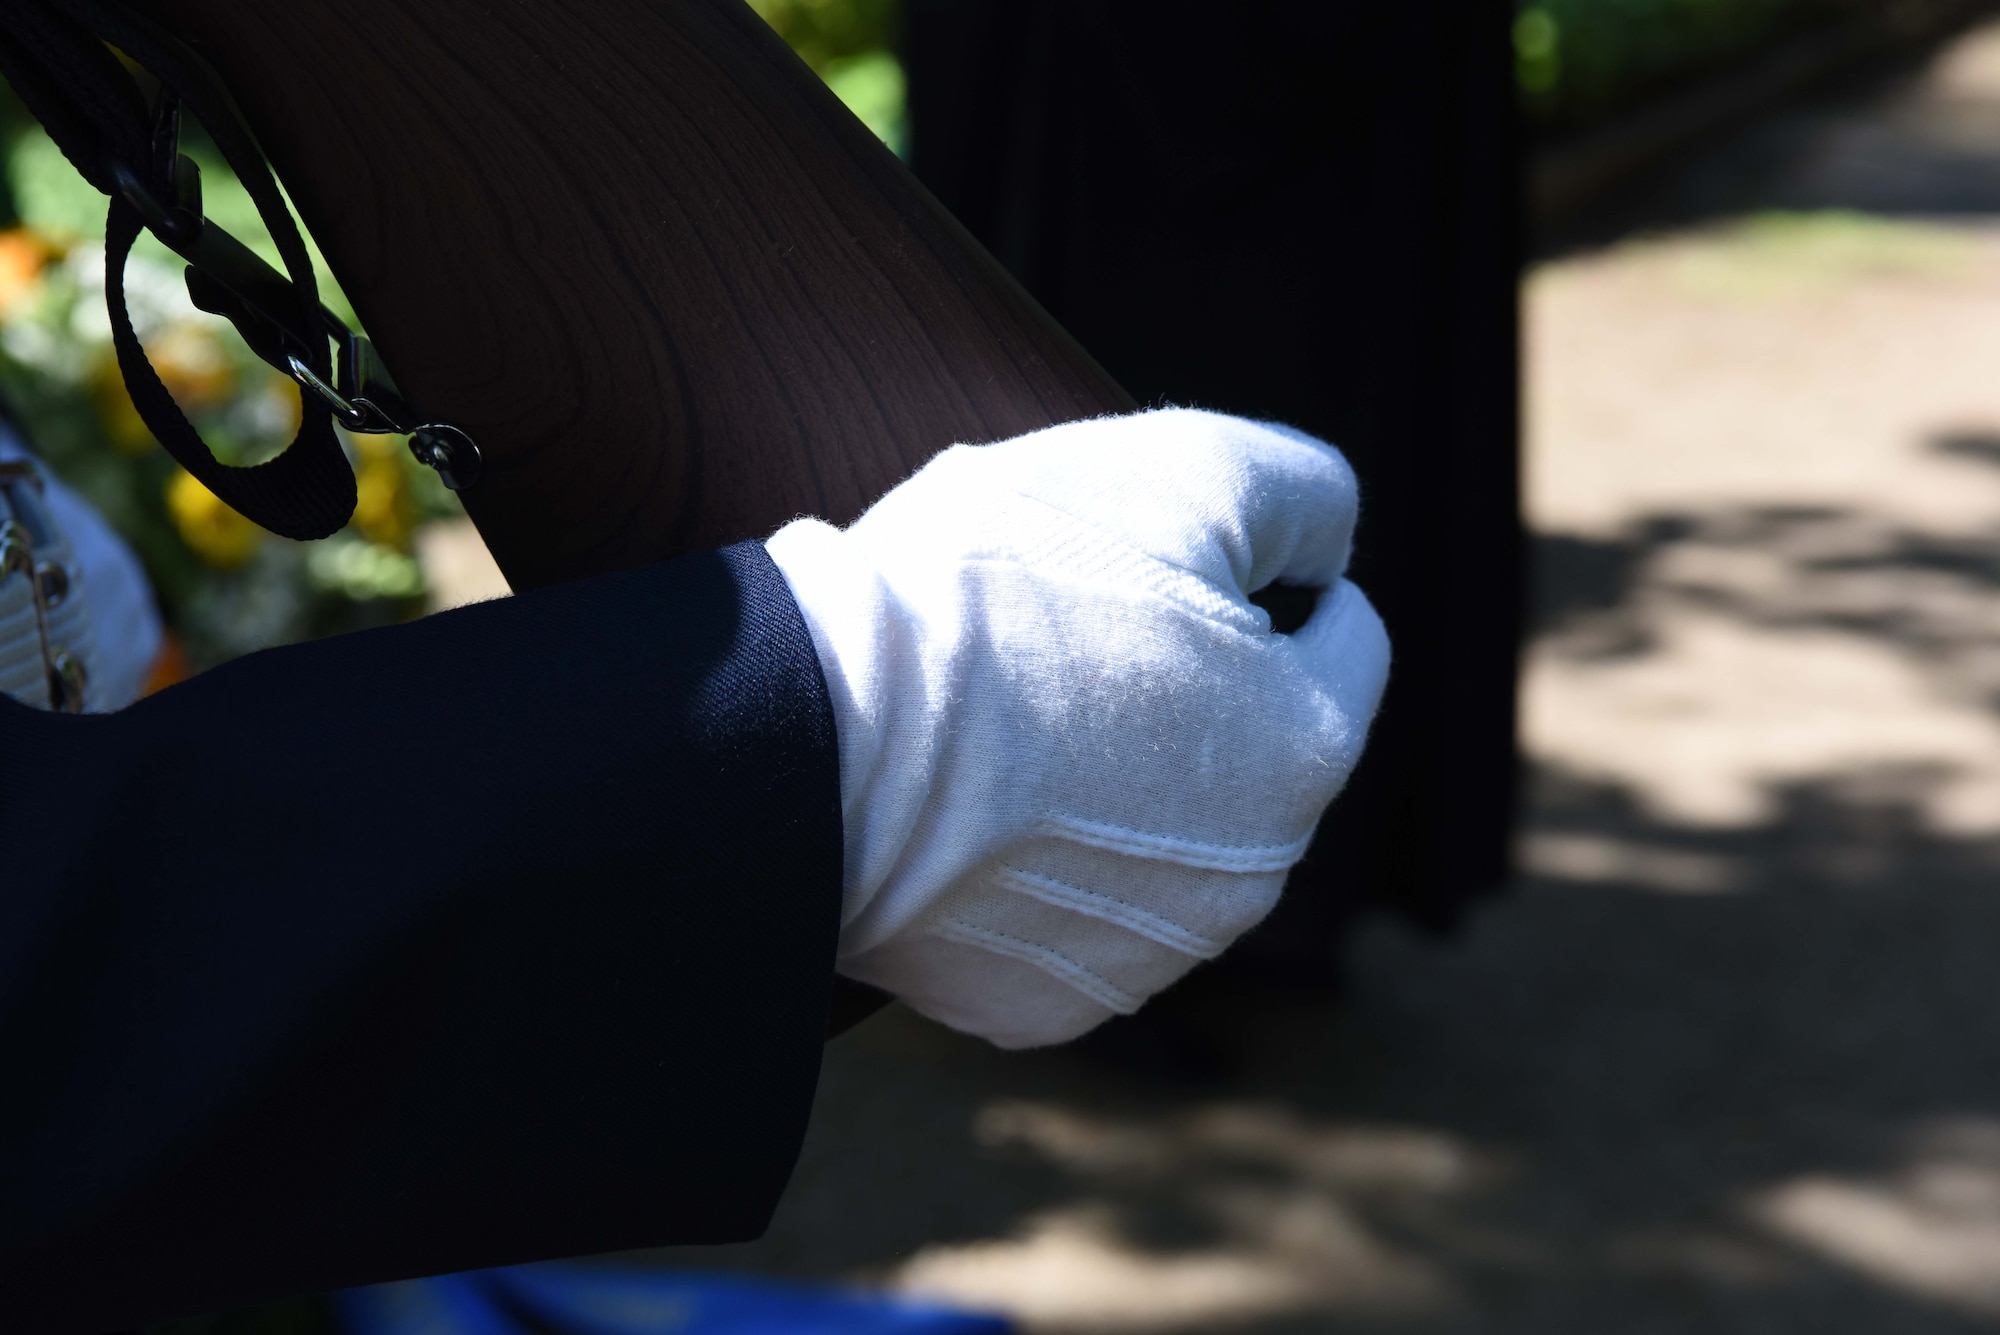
[111,111,484,493]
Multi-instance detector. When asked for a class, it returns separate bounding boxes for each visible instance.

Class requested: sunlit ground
[616,21,2000,1335]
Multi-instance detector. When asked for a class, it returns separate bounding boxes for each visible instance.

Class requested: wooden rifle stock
[152,0,1133,592]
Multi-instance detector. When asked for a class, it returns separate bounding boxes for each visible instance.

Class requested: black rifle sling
[103,191,354,539]
[0,1,485,538]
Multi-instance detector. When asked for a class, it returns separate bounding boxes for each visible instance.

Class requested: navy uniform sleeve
[0,541,844,1334]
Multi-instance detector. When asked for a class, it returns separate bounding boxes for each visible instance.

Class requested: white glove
[766,408,1389,1048]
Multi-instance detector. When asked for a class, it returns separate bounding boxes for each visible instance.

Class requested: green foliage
[823,49,909,154]
[749,0,908,152]
[746,0,899,71]
[1517,0,1865,132]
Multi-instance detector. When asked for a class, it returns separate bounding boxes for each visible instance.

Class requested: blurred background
[12,0,2000,1330]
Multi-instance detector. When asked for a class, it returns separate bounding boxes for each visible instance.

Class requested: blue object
[338,1263,1014,1335]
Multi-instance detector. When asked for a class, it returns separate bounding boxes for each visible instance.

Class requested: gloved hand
[766,409,1389,1047]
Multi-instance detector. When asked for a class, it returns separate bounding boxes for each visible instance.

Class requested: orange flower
[0,228,56,317]
[146,323,236,412]
[93,323,245,454]
[141,634,193,696]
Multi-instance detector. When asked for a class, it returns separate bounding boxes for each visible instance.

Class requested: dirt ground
[625,24,2000,1335]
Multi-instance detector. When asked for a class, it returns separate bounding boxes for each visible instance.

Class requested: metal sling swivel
[0,0,482,541]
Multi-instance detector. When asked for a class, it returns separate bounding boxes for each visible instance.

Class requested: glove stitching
[1042,813,1312,873]
[933,917,1142,1015]
[993,864,1225,959]
[999,486,1267,599]
[953,489,1269,633]
[958,546,1265,628]
[974,478,1352,636]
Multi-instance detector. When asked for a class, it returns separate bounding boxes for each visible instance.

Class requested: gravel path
[631,27,2000,1334]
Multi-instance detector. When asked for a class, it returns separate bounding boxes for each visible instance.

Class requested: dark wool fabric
[909,0,1520,953]
[0,542,844,1334]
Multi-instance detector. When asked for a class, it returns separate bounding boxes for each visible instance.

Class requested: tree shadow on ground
[1532,478,2000,712]
[1538,21,2000,260]
[621,755,2000,1335]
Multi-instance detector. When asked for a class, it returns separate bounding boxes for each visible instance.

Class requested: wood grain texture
[154,0,1132,589]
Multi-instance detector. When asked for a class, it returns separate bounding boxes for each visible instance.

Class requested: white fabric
[766,408,1390,1048]
[0,429,162,711]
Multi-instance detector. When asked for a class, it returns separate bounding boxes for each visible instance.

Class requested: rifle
[20,0,1133,591]
[0,0,1152,1053]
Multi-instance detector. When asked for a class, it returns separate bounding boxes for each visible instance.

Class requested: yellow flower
[265,368,304,438]
[166,468,263,569]
[350,432,415,551]
[92,357,154,455]
[92,324,242,456]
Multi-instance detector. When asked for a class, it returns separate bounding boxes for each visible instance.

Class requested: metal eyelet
[34,560,69,609]
[408,424,484,492]
[0,508,83,713]
[0,519,29,579]
[47,647,86,714]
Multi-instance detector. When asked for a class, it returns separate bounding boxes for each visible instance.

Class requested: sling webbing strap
[0,0,482,538]
[104,192,357,540]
